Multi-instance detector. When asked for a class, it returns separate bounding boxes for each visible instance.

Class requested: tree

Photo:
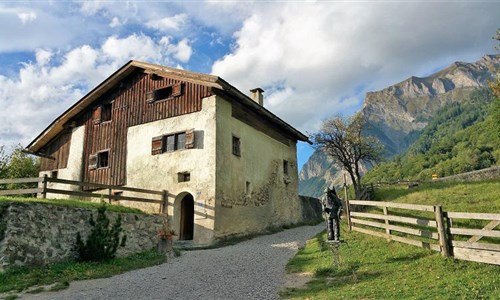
[76,203,127,262]
[6,145,40,179]
[490,29,500,135]
[312,113,384,197]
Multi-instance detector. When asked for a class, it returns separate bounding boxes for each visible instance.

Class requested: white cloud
[167,39,193,63]
[35,48,53,66]
[109,17,123,28]
[212,2,500,133]
[146,13,187,32]
[0,34,189,147]
[17,11,36,24]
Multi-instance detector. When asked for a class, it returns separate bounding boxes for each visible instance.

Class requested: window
[101,103,112,122]
[151,130,195,155]
[89,150,110,170]
[51,170,58,179]
[232,136,241,156]
[97,151,109,168]
[283,160,289,176]
[93,103,112,124]
[146,83,183,103]
[178,172,191,182]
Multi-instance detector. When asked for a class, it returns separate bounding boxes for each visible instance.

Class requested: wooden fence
[0,175,168,213]
[345,198,499,265]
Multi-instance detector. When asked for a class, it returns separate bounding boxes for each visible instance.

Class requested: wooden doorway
[180,194,194,240]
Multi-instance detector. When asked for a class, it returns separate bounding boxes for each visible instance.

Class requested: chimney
[249,88,264,106]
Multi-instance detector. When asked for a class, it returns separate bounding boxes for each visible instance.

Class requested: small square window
[178,172,191,182]
[97,151,109,168]
[51,170,58,179]
[232,136,241,156]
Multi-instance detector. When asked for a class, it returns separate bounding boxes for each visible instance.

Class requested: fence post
[435,205,450,257]
[383,206,391,241]
[41,174,48,199]
[343,173,352,231]
[161,190,168,214]
[108,188,112,204]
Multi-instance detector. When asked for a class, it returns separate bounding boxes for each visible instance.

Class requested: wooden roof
[26,60,310,153]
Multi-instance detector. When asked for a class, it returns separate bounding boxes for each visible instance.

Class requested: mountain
[299,54,500,198]
[363,88,499,182]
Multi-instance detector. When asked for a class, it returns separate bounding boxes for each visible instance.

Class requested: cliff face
[299,55,500,197]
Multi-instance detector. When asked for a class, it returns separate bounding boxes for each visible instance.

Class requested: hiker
[322,186,343,241]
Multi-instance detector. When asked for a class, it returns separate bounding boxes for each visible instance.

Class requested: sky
[0,1,498,171]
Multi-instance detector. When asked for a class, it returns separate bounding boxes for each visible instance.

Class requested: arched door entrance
[179,194,194,240]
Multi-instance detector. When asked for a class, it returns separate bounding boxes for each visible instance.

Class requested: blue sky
[0,1,498,171]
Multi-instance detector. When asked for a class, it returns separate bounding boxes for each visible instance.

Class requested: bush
[75,203,127,262]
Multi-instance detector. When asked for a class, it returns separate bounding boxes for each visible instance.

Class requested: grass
[0,196,144,214]
[372,180,500,212]
[282,180,500,299]
[282,226,500,299]
[0,250,166,294]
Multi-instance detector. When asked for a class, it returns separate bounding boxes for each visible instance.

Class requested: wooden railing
[344,198,499,265]
[0,175,168,213]
[445,212,500,265]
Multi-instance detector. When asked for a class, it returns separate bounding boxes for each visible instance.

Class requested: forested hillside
[363,88,500,182]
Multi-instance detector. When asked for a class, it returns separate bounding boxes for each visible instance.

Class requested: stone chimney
[249,88,264,106]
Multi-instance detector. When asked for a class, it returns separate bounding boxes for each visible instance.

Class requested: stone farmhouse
[26,61,317,246]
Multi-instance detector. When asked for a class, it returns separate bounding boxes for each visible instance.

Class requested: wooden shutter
[185,129,195,149]
[89,154,98,170]
[172,83,183,97]
[92,106,102,124]
[146,90,156,103]
[151,136,164,155]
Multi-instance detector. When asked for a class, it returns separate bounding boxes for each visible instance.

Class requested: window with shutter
[166,135,175,152]
[185,129,195,149]
[92,106,102,124]
[89,154,98,170]
[176,132,186,150]
[172,83,183,97]
[146,90,156,103]
[151,136,163,155]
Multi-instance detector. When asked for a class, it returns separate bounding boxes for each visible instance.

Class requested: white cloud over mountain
[211,2,500,132]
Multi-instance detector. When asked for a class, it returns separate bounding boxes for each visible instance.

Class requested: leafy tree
[75,203,127,262]
[6,145,40,179]
[312,113,384,197]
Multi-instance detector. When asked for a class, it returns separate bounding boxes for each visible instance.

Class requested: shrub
[75,203,127,262]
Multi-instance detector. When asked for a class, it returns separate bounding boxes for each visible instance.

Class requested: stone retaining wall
[433,166,500,183]
[0,202,164,271]
[298,195,323,222]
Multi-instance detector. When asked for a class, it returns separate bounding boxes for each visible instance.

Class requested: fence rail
[0,175,169,213]
[344,192,499,265]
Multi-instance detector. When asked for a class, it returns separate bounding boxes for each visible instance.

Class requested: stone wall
[433,166,500,183]
[298,196,323,222]
[0,202,164,271]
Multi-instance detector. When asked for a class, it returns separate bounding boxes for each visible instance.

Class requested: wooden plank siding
[40,132,71,171]
[40,70,213,188]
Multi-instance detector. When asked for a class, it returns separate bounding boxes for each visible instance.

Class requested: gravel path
[27,224,323,300]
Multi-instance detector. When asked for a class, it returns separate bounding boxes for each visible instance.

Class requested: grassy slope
[282,181,500,299]
[0,196,144,214]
